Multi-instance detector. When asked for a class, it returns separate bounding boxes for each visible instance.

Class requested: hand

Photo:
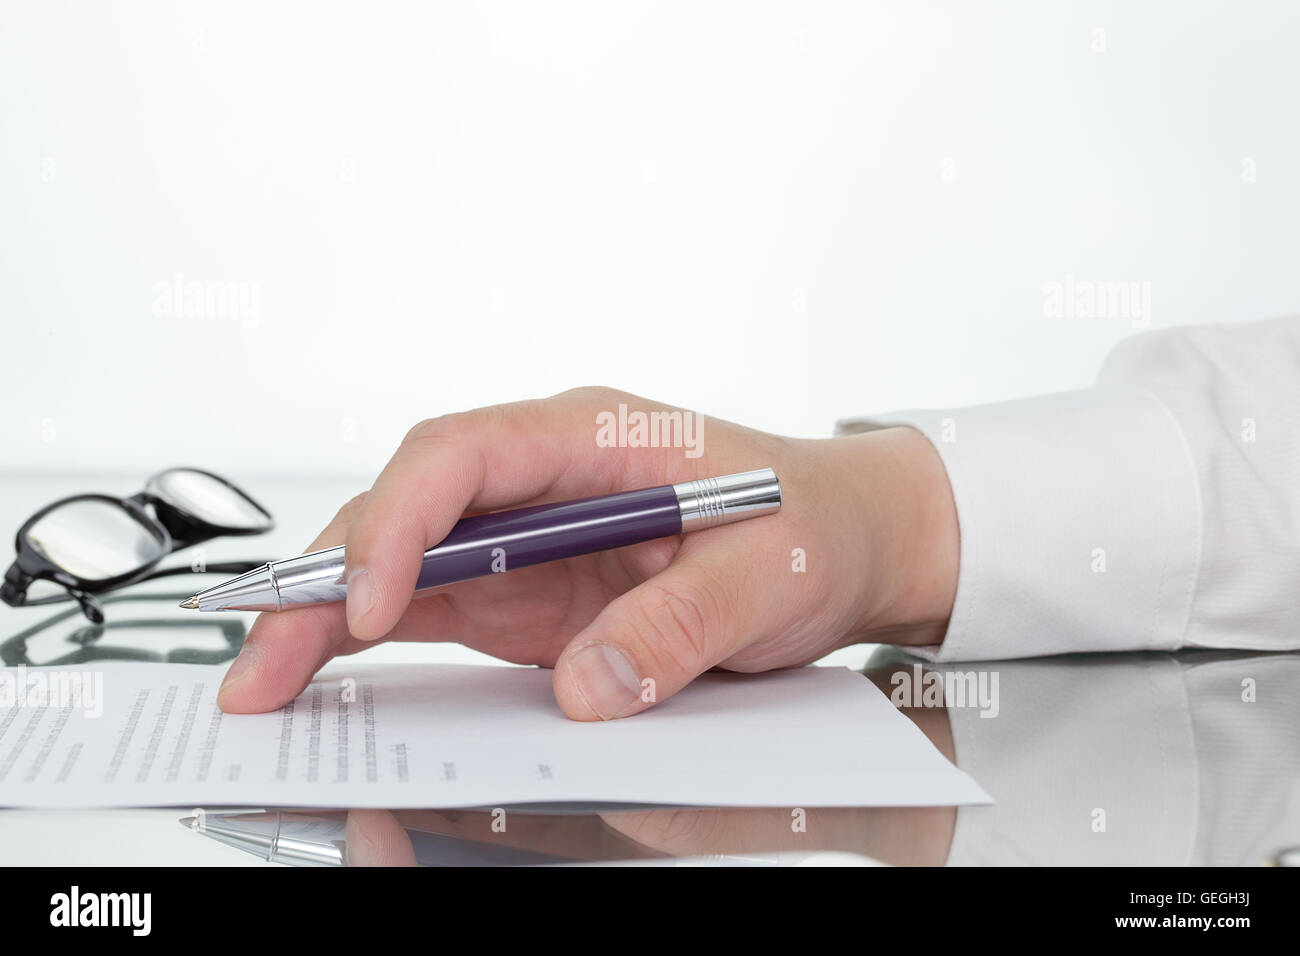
[342,801,953,867]
[216,387,959,719]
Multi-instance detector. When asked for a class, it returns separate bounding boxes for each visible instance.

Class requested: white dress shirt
[839,316,1300,661]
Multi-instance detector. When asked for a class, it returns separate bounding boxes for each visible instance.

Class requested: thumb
[553,548,762,721]
[344,809,418,867]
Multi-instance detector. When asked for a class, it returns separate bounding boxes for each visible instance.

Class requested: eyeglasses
[1,467,274,623]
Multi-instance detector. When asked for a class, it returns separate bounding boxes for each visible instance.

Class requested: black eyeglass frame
[0,467,274,623]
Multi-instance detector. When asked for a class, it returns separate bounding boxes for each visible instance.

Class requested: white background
[3,0,1298,483]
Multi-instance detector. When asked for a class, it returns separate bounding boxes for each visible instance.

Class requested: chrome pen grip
[671,468,782,532]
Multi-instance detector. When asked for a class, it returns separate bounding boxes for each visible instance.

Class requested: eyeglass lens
[24,500,166,580]
[148,469,269,529]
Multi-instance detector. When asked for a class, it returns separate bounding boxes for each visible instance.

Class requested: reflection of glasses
[1,468,274,623]
[1,591,247,667]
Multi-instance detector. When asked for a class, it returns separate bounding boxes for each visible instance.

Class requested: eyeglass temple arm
[1,563,104,622]
[136,560,269,582]
[68,588,105,624]
[1,564,30,606]
[1,559,266,614]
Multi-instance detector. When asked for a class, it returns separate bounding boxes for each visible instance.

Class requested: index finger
[341,393,619,640]
[216,492,366,712]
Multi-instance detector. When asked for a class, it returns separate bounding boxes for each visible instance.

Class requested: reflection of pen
[179,810,579,867]
[179,469,781,612]
[180,810,876,867]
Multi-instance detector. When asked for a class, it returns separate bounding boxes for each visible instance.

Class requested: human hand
[217,387,958,719]
[342,801,953,867]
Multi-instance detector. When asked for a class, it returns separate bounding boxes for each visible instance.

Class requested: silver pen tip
[178,816,197,830]
[179,597,199,610]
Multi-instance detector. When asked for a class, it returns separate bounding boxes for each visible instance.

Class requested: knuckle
[403,403,526,450]
[337,491,368,517]
[626,579,722,675]
[561,385,625,406]
[313,492,370,548]
[402,416,456,447]
[615,809,728,852]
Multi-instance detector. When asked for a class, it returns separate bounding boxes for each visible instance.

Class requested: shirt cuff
[837,385,1202,661]
[939,655,1198,865]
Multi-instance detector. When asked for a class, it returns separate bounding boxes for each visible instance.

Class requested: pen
[180,468,781,612]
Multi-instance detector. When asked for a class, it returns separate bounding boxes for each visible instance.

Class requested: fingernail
[346,568,374,631]
[567,643,641,719]
[219,641,259,696]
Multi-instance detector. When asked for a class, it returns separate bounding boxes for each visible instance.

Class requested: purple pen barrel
[413,485,683,591]
[186,469,780,611]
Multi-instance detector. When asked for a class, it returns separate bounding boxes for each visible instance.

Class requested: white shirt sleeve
[838,316,1300,661]
[930,652,1300,865]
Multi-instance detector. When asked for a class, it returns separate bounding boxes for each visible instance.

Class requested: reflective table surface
[1,477,1296,866]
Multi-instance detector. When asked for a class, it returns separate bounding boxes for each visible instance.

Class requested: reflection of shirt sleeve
[935,654,1300,866]
[839,316,1300,660]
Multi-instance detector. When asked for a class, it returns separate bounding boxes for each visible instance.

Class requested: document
[0,661,989,808]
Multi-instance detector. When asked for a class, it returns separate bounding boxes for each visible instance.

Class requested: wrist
[835,426,960,645]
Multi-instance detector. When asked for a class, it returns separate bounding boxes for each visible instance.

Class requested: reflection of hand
[218,388,959,719]
[342,807,665,867]
[343,801,956,867]
[599,667,958,866]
